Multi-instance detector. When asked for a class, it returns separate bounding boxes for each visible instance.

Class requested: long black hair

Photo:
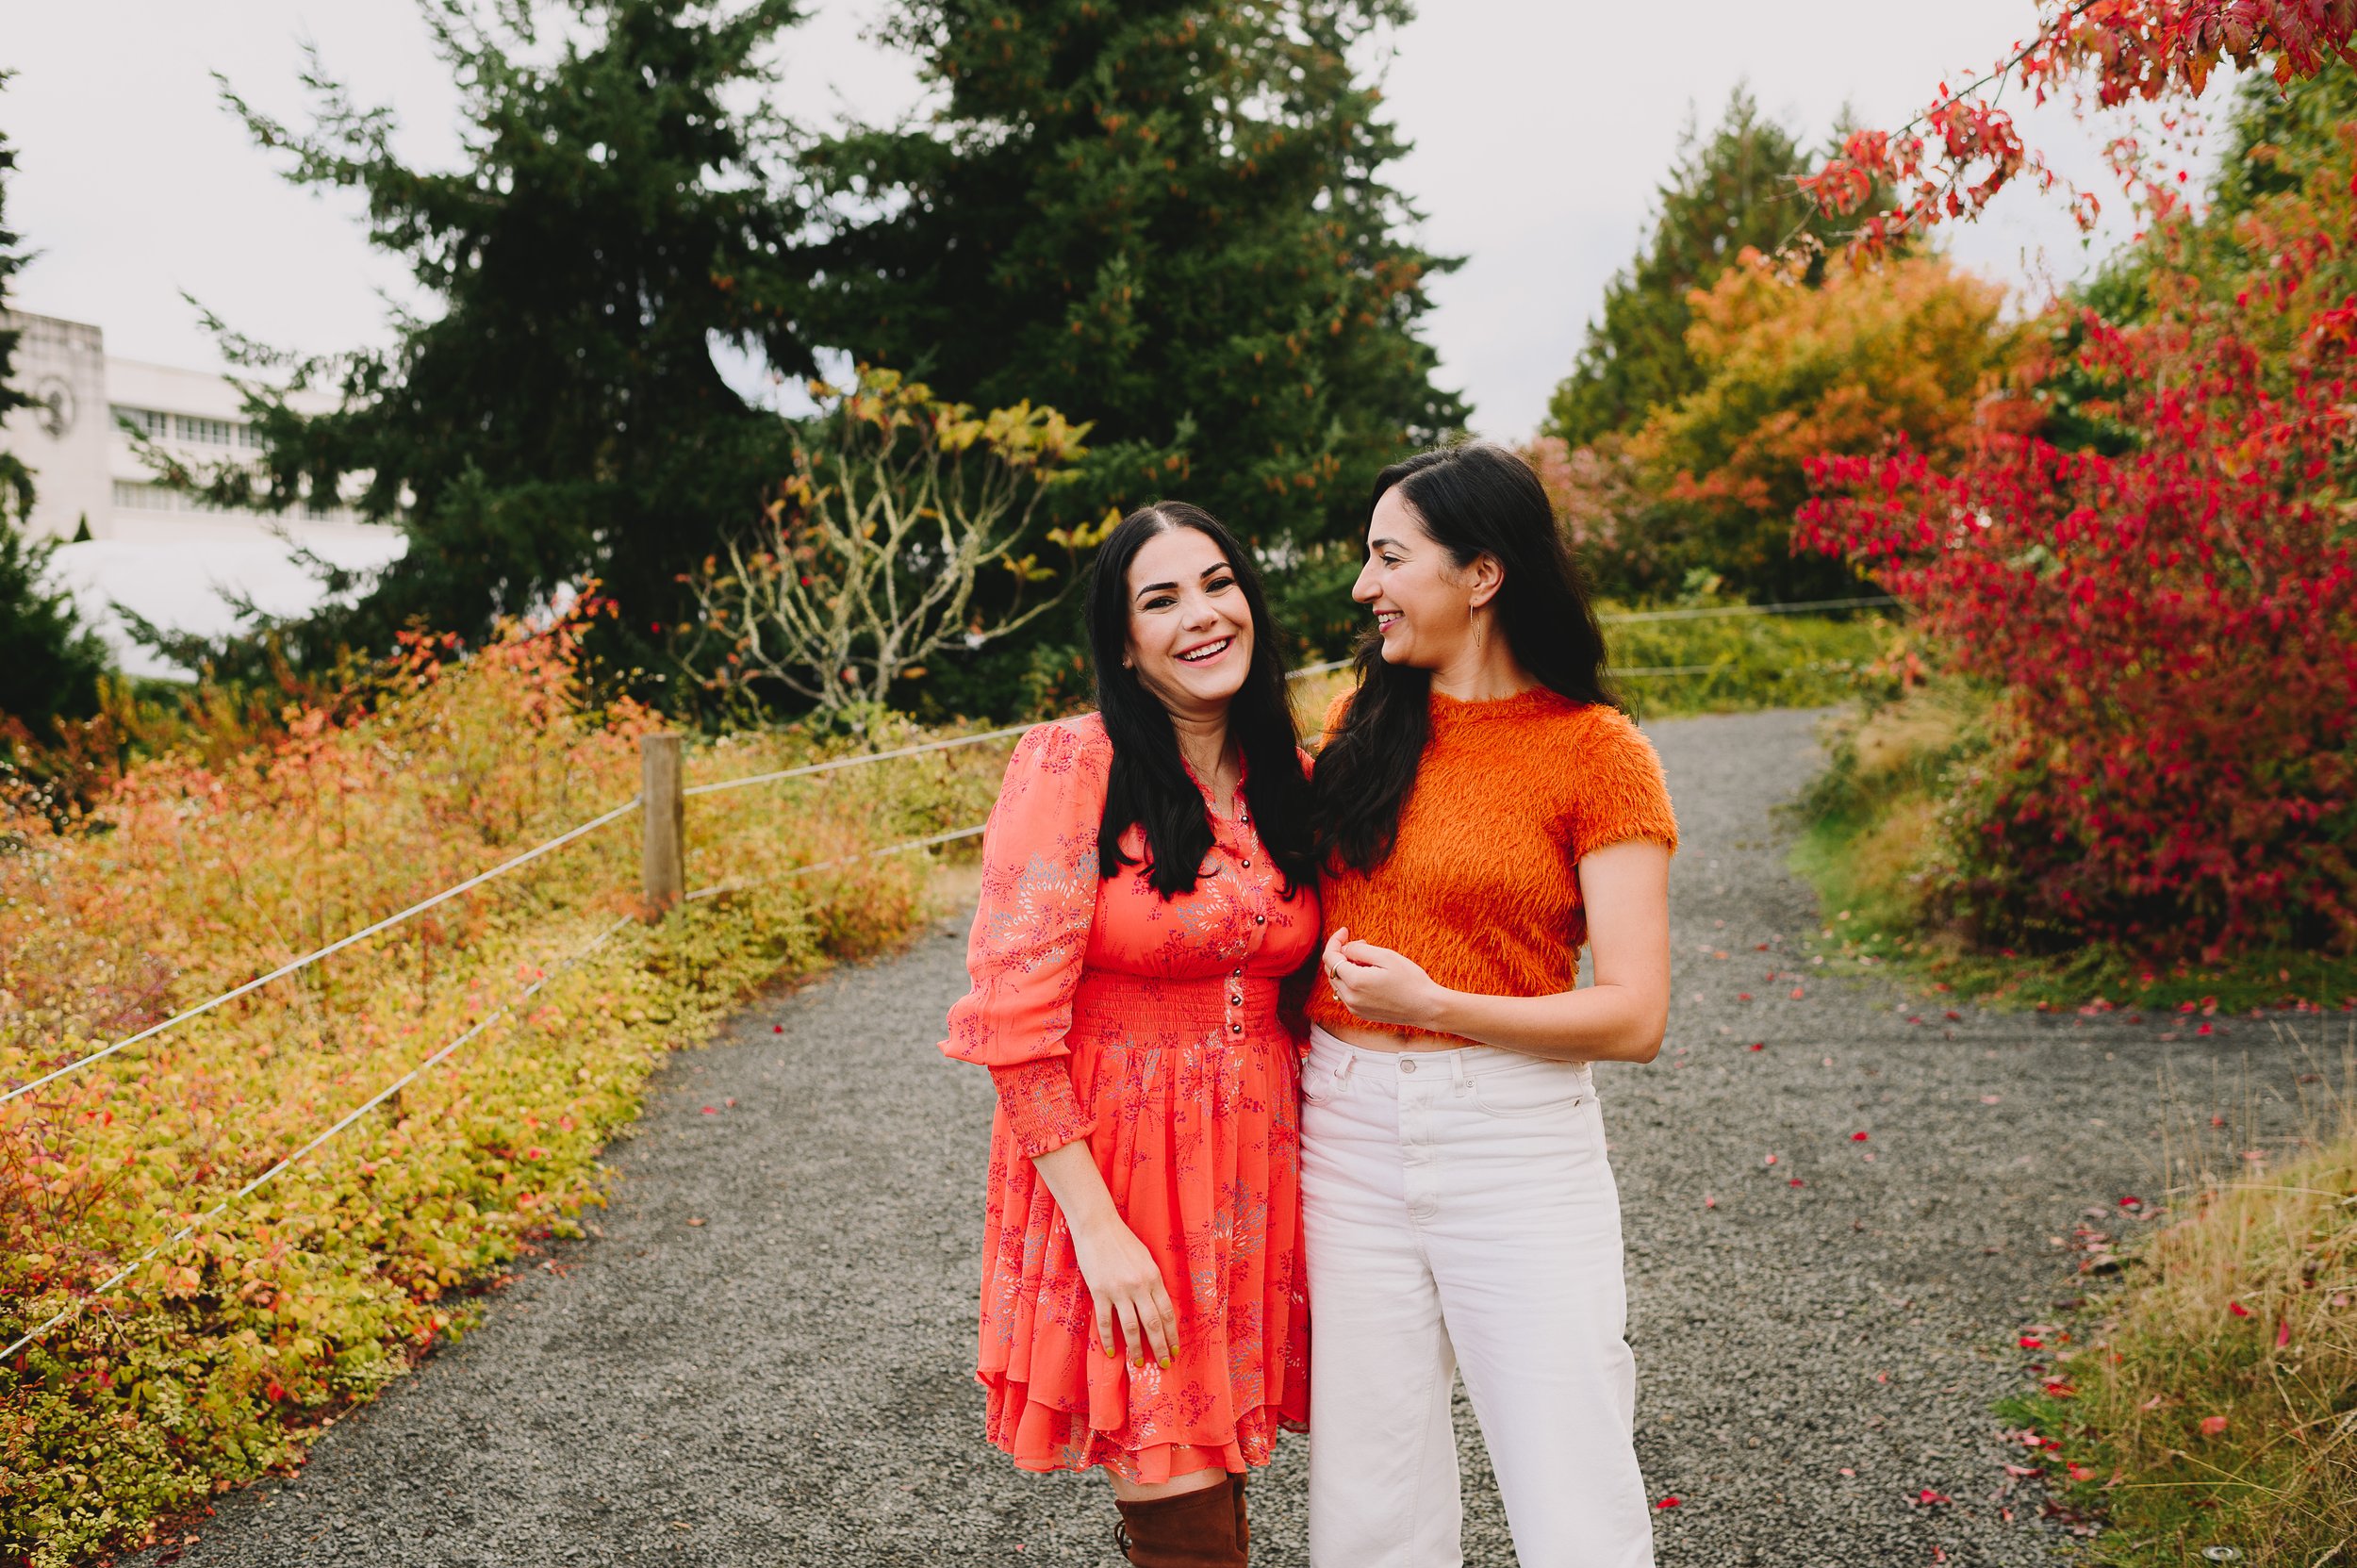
[1310,442,1618,873]
[1088,502,1317,899]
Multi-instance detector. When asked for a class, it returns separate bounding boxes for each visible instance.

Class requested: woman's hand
[1322,926,1443,1030]
[1069,1213,1179,1369]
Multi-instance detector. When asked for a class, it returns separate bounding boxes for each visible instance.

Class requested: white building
[0,310,405,678]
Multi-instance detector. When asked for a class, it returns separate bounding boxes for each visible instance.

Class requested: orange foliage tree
[1531,249,2029,602]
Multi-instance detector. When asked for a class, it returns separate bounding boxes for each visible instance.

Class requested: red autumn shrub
[1799,296,2357,959]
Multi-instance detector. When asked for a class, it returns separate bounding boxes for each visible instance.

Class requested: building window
[176,415,237,446]
[113,481,176,510]
[110,404,172,439]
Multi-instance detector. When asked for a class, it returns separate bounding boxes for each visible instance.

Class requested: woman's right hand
[1069,1214,1179,1369]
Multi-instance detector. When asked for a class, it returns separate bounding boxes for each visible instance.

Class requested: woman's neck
[1429,621,1535,702]
[1169,710,1237,802]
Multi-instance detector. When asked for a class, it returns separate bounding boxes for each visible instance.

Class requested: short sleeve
[940,720,1110,1157]
[1567,709,1680,861]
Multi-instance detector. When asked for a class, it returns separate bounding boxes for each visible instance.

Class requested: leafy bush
[0,604,1004,1564]
[1800,159,2357,962]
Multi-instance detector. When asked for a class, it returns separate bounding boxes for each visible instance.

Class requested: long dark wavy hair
[1088,502,1317,899]
[1310,442,1619,873]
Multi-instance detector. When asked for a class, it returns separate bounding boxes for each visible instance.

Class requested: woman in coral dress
[942,501,1319,1566]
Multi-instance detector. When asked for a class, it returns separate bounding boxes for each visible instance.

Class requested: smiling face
[1352,486,1495,670]
[1125,523,1254,718]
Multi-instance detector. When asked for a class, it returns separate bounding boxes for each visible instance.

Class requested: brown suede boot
[1112,1476,1243,1567]
[1231,1472,1249,1560]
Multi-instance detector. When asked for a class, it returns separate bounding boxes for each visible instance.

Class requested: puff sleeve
[1566,708,1681,861]
[941,719,1110,1158]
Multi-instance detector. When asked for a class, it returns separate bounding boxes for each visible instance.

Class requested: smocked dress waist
[1070,970,1287,1051]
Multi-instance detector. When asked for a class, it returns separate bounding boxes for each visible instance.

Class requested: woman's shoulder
[1003,711,1113,796]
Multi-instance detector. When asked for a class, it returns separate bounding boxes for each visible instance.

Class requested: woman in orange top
[1303,442,1678,1568]
[942,502,1319,1566]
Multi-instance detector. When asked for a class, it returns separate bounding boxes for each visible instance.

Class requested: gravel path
[134,706,2334,1567]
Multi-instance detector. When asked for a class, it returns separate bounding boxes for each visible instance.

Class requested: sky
[4,1,2233,442]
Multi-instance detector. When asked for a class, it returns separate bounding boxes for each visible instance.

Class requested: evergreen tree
[192,0,811,678]
[0,75,109,731]
[1545,87,1852,450]
[795,0,1464,548]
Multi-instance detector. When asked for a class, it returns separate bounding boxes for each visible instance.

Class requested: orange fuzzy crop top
[1305,683,1680,1045]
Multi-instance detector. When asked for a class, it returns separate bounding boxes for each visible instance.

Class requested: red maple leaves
[1801,1,2357,256]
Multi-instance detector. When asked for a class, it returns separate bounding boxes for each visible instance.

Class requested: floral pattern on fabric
[942,714,1319,1480]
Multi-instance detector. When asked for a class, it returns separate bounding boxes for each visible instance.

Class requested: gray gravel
[130,706,2338,1567]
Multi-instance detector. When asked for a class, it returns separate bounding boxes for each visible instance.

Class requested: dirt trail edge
[136,707,2326,1567]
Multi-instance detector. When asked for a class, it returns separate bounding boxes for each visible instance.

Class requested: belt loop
[1449,1051,1469,1091]
[1335,1054,1357,1087]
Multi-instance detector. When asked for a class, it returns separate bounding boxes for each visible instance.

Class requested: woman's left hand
[1322,927,1443,1030]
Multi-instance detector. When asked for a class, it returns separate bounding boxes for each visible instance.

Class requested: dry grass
[2004,1023,2357,1564]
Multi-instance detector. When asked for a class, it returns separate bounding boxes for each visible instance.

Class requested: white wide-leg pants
[1301,1026,1654,1568]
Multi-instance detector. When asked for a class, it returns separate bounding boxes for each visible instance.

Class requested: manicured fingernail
[1159,1356,1172,1369]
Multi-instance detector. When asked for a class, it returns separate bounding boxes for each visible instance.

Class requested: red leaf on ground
[1655,1495,1682,1510]
[2018,1336,2043,1348]
[2228,1301,2251,1317]
[1852,1131,1870,1142]
[1916,1488,1952,1507]
[1738,993,1754,1001]
[2200,1414,2229,1435]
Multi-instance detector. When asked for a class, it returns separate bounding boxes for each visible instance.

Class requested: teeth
[1178,638,1231,662]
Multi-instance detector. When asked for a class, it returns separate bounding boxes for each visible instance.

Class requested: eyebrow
[1132,562,1232,602]
[1368,536,1407,553]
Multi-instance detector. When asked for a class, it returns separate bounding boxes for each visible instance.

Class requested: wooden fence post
[640,733,684,921]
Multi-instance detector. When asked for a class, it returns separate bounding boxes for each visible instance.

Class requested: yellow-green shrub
[0,614,1008,1565]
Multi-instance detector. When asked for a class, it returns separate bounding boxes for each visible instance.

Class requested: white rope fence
[1,797,645,1106]
[1,912,639,1362]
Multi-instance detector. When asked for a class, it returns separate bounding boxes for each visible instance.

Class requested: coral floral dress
[942,714,1317,1482]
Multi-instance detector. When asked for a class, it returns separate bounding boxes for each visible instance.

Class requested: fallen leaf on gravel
[2019,1336,2043,1348]
[1838,1467,1854,1477]
[686,1217,707,1228]
[1852,1131,1870,1142]
[2066,1461,2097,1481]
[1982,1095,2002,1104]
[1915,1488,1952,1507]
[1748,1042,1764,1051]
[1788,1178,1805,1187]
[1705,1195,1717,1209]
[1763,1153,1778,1165]
[726,1098,737,1107]
[1654,1495,1682,1510]
[1737,993,1753,1001]
[2003,1463,2042,1478]
[1944,1010,1962,1021]
[701,1106,717,1114]
[772,1024,783,1032]
[1790,987,1805,999]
